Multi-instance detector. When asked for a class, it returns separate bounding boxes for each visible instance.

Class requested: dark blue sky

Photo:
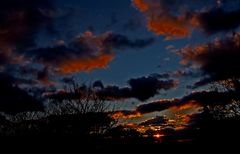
[43,0,199,98]
[46,0,223,99]
[1,0,240,107]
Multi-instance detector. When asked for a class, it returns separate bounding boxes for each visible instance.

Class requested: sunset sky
[1,0,240,133]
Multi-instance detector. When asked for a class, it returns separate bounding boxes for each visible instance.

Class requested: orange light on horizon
[170,100,201,112]
[153,133,164,139]
[111,111,142,120]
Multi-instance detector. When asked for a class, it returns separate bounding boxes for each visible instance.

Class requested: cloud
[96,85,132,100]
[132,0,193,39]
[96,74,178,101]
[172,69,200,78]
[37,67,51,84]
[139,115,168,126]
[0,1,155,85]
[58,54,114,74]
[128,75,178,101]
[0,0,55,53]
[135,90,240,114]
[0,0,58,85]
[179,33,240,86]
[111,110,142,119]
[179,91,239,106]
[104,33,155,49]
[49,74,178,102]
[150,73,170,79]
[2,64,54,86]
[133,0,240,38]
[136,99,180,114]
[27,31,154,74]
[196,8,240,34]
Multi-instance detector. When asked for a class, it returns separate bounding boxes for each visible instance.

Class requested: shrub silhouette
[0,81,115,137]
[0,73,43,114]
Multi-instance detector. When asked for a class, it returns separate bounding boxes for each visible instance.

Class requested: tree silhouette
[0,73,43,114]
[48,81,110,114]
[43,81,116,136]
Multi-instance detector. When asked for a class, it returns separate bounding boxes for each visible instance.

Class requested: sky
[1,0,240,133]
[52,0,200,92]
[54,0,179,85]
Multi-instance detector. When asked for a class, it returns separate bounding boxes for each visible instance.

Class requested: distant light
[153,133,163,139]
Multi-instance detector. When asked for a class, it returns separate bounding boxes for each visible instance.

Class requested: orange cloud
[133,0,235,39]
[132,0,150,12]
[170,100,201,112]
[147,14,190,39]
[58,54,114,74]
[111,111,142,120]
[132,0,191,39]
[179,44,208,66]
[178,34,240,66]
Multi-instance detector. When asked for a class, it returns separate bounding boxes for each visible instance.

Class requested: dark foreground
[0,112,239,152]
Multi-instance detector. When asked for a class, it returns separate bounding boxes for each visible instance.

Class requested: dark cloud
[96,75,178,101]
[0,0,55,52]
[50,74,178,102]
[3,64,52,85]
[193,78,216,88]
[37,67,50,83]
[103,33,155,49]
[149,73,170,79]
[26,31,154,74]
[135,90,240,114]
[96,85,132,100]
[2,65,38,85]
[128,76,178,101]
[0,1,155,85]
[179,33,240,86]
[139,116,168,126]
[136,99,180,114]
[0,0,57,86]
[196,8,240,34]
[179,91,240,107]
[27,45,75,66]
[172,69,200,78]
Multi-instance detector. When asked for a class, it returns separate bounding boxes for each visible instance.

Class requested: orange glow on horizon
[111,111,142,120]
[170,100,201,112]
[153,133,164,139]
